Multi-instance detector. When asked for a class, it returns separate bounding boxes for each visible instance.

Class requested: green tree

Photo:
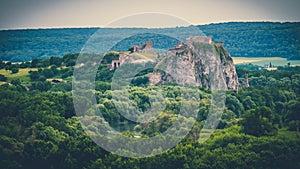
[11,67,19,74]
[50,65,58,75]
[0,74,7,82]
[42,69,54,78]
[0,60,5,69]
[242,96,256,110]
[131,76,149,86]
[29,71,40,81]
[50,56,62,67]
[5,62,12,70]
[11,79,21,86]
[284,100,300,123]
[63,53,78,66]
[241,106,277,136]
[30,81,52,91]
[31,58,41,68]
[20,62,30,68]
[40,58,50,67]
[226,94,245,117]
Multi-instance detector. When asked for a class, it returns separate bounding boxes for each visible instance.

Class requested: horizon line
[1,20,299,31]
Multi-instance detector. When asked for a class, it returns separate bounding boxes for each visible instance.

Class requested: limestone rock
[155,37,239,90]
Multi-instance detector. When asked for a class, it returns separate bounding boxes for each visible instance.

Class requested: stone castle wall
[186,36,212,45]
[215,42,224,47]
[132,40,153,53]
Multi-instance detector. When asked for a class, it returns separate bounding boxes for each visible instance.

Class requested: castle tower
[143,40,153,50]
[132,40,153,53]
[243,73,249,87]
[132,46,139,53]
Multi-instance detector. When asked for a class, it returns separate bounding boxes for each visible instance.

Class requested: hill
[0,22,299,61]
[1,47,300,168]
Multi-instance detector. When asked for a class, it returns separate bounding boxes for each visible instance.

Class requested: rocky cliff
[154,37,239,90]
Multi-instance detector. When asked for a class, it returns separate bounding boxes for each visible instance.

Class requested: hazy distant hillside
[199,22,300,59]
[0,28,97,61]
[0,22,299,61]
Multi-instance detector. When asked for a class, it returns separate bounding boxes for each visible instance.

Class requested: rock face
[109,36,239,90]
[155,37,239,90]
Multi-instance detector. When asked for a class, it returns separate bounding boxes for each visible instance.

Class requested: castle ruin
[109,60,121,70]
[215,42,224,47]
[168,40,186,52]
[108,41,153,70]
[132,40,153,53]
[241,73,249,88]
[186,36,212,46]
[109,36,226,70]
[108,52,126,70]
[174,40,184,49]
[169,36,224,52]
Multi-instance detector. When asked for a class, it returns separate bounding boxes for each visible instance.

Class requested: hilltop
[105,36,239,90]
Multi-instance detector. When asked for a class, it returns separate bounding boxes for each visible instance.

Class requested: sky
[0,0,299,29]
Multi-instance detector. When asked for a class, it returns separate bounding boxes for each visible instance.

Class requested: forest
[0,22,299,62]
[0,53,300,169]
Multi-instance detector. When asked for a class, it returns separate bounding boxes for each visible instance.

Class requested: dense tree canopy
[241,106,278,136]
[0,55,299,168]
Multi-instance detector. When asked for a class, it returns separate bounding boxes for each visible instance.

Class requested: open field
[0,68,37,82]
[232,57,300,66]
[232,58,261,64]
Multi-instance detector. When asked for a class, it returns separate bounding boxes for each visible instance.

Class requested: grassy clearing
[233,58,261,64]
[0,81,7,85]
[232,57,300,66]
[0,68,37,82]
[277,128,300,140]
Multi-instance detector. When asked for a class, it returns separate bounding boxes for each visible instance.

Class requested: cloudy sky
[0,0,299,29]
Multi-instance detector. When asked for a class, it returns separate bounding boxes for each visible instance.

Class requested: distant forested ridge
[0,22,299,61]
